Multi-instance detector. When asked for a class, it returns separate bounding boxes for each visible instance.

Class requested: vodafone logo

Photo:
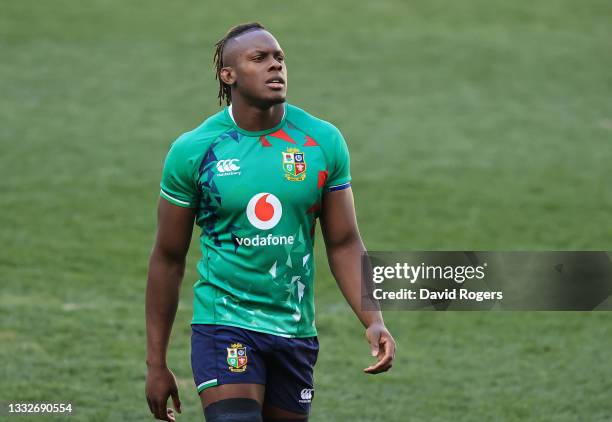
[246,193,282,230]
[238,193,292,247]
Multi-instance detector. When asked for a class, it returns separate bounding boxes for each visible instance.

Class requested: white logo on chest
[216,159,241,176]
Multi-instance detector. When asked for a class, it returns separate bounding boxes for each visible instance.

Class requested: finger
[147,398,161,418]
[156,401,169,421]
[363,363,391,373]
[167,408,176,422]
[376,351,394,368]
[373,335,395,364]
[381,336,395,362]
[383,336,397,360]
[364,361,393,374]
[363,348,394,373]
[170,390,182,414]
[149,399,160,419]
[378,364,393,373]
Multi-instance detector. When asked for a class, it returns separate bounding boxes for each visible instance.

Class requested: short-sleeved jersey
[160,103,351,338]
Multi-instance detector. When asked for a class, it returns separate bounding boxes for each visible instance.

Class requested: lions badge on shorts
[282,148,306,182]
[227,343,248,373]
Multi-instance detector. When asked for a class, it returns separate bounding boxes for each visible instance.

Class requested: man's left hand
[363,323,396,374]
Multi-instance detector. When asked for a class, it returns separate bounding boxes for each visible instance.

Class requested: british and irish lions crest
[282,148,306,182]
[227,343,247,372]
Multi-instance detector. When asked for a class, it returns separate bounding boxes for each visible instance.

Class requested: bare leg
[262,402,308,421]
[200,383,265,409]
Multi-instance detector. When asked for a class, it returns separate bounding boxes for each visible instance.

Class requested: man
[145,22,396,422]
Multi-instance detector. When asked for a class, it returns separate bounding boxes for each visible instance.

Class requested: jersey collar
[226,103,287,136]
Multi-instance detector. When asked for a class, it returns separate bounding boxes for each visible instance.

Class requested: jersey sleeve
[159,135,200,208]
[324,126,352,192]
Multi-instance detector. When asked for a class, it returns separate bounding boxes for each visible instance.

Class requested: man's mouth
[265,77,285,89]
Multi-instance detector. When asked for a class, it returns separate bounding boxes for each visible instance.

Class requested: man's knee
[204,398,262,422]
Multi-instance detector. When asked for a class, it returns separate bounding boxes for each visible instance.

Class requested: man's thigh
[192,324,275,420]
[200,383,265,409]
[191,324,268,393]
[263,336,318,418]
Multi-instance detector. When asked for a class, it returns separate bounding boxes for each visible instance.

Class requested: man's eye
[253,56,264,61]
[277,56,285,62]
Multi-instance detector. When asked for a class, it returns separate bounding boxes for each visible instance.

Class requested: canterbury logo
[299,388,314,403]
[216,159,240,174]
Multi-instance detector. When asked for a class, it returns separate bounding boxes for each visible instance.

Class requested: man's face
[220,30,287,107]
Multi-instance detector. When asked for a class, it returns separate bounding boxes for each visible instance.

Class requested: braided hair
[213,22,266,106]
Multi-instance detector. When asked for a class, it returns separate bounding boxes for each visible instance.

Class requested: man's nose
[268,58,283,70]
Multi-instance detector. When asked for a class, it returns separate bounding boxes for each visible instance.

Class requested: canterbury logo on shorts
[299,388,314,403]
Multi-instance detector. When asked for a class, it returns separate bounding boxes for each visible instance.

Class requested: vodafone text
[235,234,294,247]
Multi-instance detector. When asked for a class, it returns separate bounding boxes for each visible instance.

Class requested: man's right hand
[145,365,182,421]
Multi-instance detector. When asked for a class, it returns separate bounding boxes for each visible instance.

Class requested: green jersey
[159,103,351,337]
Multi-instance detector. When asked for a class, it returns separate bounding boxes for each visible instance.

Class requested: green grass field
[2,0,612,420]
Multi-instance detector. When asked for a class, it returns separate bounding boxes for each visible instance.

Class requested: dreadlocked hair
[213,22,266,106]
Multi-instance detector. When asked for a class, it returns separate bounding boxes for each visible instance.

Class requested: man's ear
[219,67,235,85]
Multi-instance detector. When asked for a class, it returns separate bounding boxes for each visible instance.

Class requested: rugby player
[145,22,396,422]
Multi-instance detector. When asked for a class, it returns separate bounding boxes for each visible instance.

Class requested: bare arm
[145,198,195,421]
[320,187,396,374]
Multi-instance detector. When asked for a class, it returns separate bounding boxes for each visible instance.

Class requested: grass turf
[1,0,611,420]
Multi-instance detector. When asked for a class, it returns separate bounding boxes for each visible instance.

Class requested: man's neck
[228,99,285,132]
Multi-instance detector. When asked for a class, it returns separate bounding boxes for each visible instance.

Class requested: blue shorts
[191,324,319,414]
